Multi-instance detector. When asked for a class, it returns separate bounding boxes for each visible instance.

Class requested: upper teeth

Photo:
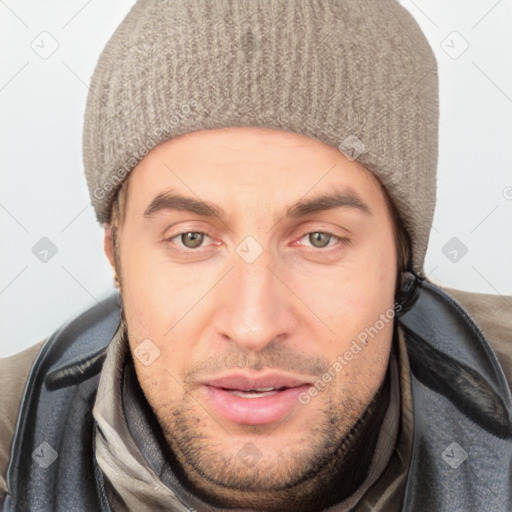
[228,387,280,398]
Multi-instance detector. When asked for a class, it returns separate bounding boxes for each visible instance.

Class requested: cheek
[294,230,396,376]
[323,238,396,326]
[350,223,397,307]
[119,238,211,374]
[118,235,183,321]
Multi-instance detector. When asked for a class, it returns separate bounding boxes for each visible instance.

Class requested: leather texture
[2,294,121,511]
[1,281,511,511]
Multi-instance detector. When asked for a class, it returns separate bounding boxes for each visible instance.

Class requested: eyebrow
[143,188,372,222]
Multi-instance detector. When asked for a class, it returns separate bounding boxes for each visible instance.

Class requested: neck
[167,366,391,512]
[123,344,393,512]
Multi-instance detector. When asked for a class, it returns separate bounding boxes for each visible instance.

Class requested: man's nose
[215,256,297,352]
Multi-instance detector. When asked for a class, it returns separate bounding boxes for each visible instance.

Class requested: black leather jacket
[2,281,512,511]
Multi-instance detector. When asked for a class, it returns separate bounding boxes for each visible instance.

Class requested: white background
[1,0,511,357]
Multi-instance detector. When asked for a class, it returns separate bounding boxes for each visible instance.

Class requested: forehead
[119,127,384,216]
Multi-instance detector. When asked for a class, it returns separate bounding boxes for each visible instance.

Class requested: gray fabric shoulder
[432,280,512,390]
[0,340,46,503]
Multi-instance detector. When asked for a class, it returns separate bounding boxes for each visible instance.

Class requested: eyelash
[164,230,350,254]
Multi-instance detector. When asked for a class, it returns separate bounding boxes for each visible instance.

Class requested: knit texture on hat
[83,0,439,278]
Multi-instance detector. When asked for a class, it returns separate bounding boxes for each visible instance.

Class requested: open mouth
[223,386,288,398]
[202,384,311,425]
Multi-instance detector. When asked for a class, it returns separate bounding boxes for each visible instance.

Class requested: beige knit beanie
[83,0,439,278]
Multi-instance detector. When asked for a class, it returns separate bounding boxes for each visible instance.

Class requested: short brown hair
[379,182,413,307]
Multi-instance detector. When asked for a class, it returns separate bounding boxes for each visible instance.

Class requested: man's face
[104,127,398,508]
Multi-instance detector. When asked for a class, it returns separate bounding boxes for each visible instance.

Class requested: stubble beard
[113,237,389,512]
[136,365,387,512]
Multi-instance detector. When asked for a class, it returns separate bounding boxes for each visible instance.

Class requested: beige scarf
[92,323,413,511]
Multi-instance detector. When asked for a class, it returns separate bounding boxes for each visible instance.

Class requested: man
[1,1,511,511]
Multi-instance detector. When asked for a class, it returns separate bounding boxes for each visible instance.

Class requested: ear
[103,223,119,288]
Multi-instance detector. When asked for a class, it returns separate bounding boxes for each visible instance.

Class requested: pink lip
[198,371,313,425]
[202,372,310,391]
[201,385,310,425]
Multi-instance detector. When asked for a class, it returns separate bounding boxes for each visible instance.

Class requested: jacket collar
[92,320,411,512]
